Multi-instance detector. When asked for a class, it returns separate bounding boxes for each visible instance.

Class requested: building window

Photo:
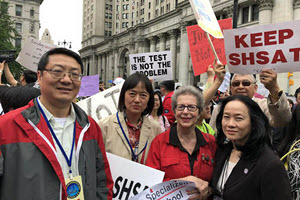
[16,5,22,16]
[252,4,259,21]
[30,23,35,33]
[16,23,22,33]
[141,8,144,15]
[15,37,22,48]
[116,22,119,28]
[149,2,151,9]
[242,6,249,24]
[116,5,119,11]
[161,0,165,3]
[30,9,34,17]
[156,0,159,5]
[122,22,126,28]
[141,0,145,6]
[148,12,151,19]
[109,31,112,36]
[140,18,144,23]
[105,30,108,36]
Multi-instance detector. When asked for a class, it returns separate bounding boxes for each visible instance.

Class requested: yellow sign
[189,0,223,38]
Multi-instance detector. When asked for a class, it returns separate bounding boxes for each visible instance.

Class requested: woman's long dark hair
[216,95,271,160]
[154,91,164,116]
[278,104,300,158]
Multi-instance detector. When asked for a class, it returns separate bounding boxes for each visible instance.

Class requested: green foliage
[0,0,23,84]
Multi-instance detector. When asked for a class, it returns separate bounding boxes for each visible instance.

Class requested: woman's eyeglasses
[175,104,198,112]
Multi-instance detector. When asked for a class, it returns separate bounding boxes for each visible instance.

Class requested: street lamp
[58,39,72,49]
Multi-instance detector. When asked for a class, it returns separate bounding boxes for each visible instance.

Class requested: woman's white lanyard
[37,98,76,179]
[116,111,148,162]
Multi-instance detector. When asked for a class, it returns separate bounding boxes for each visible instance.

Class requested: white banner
[16,37,56,72]
[129,51,172,82]
[107,153,165,200]
[189,0,223,38]
[224,20,300,74]
[129,180,197,200]
[76,84,123,121]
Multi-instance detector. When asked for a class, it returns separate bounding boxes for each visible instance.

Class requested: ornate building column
[138,39,144,53]
[106,52,110,83]
[168,29,178,80]
[150,36,157,52]
[258,0,274,24]
[158,33,166,51]
[101,53,106,83]
[294,0,300,20]
[109,49,114,79]
[114,47,119,77]
[92,54,97,75]
[179,22,190,86]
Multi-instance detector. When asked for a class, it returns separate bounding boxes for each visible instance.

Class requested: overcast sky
[39,0,83,53]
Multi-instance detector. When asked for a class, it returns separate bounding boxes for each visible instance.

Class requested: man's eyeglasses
[43,68,82,81]
[231,81,254,87]
[175,104,198,112]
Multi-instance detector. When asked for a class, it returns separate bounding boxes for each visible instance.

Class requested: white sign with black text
[106,153,165,200]
[129,51,173,82]
[16,37,56,72]
[76,84,123,121]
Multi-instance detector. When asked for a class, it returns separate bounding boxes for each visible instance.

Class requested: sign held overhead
[224,20,300,74]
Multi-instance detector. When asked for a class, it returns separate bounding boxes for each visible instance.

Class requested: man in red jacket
[159,80,175,125]
[0,48,113,200]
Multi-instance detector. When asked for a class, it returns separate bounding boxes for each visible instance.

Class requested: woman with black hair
[98,73,161,164]
[211,95,291,200]
[149,91,170,133]
[279,104,300,200]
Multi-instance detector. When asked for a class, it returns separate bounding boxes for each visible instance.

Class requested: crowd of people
[0,47,299,200]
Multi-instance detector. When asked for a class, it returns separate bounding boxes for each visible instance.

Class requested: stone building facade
[80,0,300,94]
[7,0,43,49]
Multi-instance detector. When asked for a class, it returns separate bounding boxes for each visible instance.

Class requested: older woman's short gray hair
[171,85,204,114]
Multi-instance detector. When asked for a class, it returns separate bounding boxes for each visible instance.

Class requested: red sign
[187,18,232,76]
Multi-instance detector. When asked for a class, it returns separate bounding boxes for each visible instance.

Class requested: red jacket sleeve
[90,117,114,200]
[162,96,175,125]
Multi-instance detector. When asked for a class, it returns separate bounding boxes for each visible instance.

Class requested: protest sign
[187,18,232,76]
[107,153,165,200]
[78,75,99,97]
[224,20,300,74]
[129,180,196,200]
[129,51,172,82]
[16,37,56,72]
[76,83,122,121]
[189,0,223,39]
[218,72,231,93]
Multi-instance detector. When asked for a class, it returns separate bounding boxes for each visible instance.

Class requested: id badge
[65,175,85,200]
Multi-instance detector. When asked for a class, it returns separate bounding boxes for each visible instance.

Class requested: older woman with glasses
[146,85,217,200]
